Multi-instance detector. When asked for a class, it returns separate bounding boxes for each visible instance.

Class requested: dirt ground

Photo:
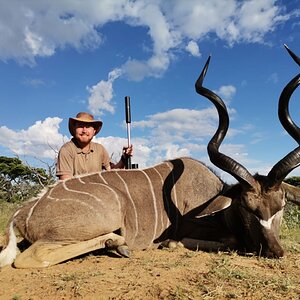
[0,238,300,300]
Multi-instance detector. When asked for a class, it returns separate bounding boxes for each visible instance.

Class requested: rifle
[124,96,132,169]
[124,96,138,169]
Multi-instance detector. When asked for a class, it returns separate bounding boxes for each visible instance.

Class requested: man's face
[74,121,96,144]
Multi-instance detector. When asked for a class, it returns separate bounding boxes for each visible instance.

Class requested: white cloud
[87,68,122,116]
[0,117,66,159]
[0,0,293,69]
[236,0,288,42]
[186,40,201,57]
[0,105,239,170]
[0,103,258,185]
[122,59,152,82]
[213,85,237,102]
[134,108,218,140]
[129,106,241,167]
[0,0,294,118]
[95,135,151,167]
[93,107,220,168]
[0,0,103,65]
[24,27,54,57]
[134,106,238,141]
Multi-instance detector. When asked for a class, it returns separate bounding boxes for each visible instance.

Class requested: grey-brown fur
[13,157,222,250]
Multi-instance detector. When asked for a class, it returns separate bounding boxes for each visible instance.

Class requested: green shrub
[283,202,300,229]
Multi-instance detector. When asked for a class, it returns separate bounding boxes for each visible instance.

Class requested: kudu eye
[240,197,257,214]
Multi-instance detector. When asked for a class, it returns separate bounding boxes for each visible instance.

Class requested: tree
[284,176,300,187]
[0,156,55,203]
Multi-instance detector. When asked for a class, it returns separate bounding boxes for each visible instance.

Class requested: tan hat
[68,112,103,137]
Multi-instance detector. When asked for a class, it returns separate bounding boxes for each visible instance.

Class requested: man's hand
[123,144,133,157]
[111,145,134,170]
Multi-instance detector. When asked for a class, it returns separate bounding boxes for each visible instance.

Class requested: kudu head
[195,45,300,258]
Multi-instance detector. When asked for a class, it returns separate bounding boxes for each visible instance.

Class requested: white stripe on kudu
[98,173,108,185]
[63,180,102,203]
[115,172,139,241]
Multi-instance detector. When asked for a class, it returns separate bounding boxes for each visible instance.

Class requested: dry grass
[1,246,299,299]
[0,202,299,300]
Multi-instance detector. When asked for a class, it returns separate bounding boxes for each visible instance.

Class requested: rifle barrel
[125,96,132,169]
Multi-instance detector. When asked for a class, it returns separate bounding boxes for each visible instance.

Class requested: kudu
[0,45,300,269]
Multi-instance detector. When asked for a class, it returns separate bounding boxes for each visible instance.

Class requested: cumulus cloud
[186,40,201,57]
[0,104,241,171]
[87,68,122,116]
[0,0,294,118]
[213,85,237,102]
[0,0,103,65]
[0,1,292,69]
[94,135,151,167]
[0,117,66,159]
[130,106,241,167]
[134,106,238,139]
[134,108,218,140]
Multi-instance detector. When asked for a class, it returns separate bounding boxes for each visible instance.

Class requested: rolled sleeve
[56,144,74,177]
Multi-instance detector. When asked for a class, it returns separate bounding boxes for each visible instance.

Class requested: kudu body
[1,45,300,268]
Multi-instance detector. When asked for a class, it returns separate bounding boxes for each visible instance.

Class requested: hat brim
[68,117,103,137]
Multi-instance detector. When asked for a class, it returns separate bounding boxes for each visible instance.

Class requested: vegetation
[283,177,300,232]
[0,156,55,203]
[0,156,56,233]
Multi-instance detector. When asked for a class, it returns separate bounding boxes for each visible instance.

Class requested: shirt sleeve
[56,144,74,177]
[101,145,111,170]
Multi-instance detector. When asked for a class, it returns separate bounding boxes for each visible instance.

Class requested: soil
[0,237,300,300]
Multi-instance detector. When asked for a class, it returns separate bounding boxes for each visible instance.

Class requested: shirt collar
[72,138,95,154]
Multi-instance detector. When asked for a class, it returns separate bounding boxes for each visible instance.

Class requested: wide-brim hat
[68,112,103,137]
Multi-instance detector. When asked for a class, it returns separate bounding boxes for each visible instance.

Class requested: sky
[0,0,300,183]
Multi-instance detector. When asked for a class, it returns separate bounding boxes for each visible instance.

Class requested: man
[56,112,133,180]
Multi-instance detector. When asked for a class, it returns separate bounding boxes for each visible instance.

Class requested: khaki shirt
[56,139,111,177]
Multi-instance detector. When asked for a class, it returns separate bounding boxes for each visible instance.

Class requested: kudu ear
[194,195,232,218]
[282,182,300,206]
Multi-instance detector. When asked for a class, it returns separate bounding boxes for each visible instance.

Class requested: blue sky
[0,0,300,183]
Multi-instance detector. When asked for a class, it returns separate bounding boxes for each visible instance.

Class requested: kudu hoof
[116,245,131,258]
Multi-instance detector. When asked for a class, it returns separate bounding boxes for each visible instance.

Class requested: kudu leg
[181,238,226,252]
[13,233,125,268]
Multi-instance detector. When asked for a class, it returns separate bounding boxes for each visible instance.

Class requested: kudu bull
[1,46,300,268]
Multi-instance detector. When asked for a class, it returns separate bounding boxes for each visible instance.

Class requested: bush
[0,156,55,203]
[283,176,300,231]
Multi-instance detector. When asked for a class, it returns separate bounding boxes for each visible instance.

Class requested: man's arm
[109,145,133,170]
[58,174,72,180]
[56,143,74,179]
